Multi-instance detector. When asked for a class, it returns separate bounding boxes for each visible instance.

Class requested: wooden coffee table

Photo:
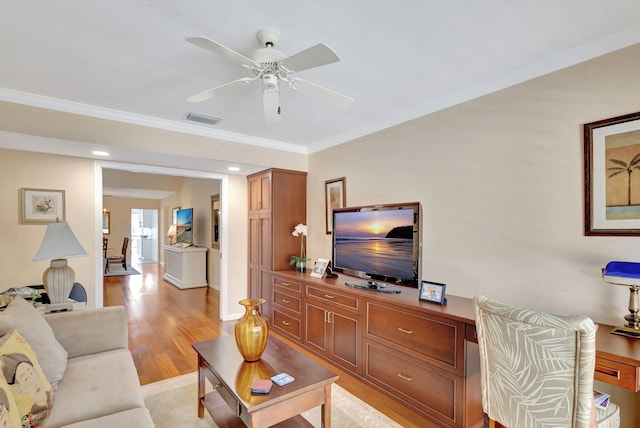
[193,335,338,427]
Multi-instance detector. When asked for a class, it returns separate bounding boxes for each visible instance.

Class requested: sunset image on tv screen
[334,209,414,278]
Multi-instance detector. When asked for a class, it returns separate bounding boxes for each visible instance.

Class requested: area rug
[104,265,140,277]
[142,372,402,428]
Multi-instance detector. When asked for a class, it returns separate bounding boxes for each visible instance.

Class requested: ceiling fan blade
[186,36,259,68]
[187,77,254,103]
[263,88,282,123]
[289,78,353,110]
[279,43,340,72]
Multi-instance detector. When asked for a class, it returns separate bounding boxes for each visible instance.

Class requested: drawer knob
[397,373,413,381]
[397,327,414,334]
[324,294,336,299]
[281,321,291,326]
[282,299,291,303]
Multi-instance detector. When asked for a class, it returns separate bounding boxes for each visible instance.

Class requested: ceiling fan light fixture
[185,112,222,126]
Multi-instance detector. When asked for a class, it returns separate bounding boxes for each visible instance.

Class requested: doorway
[131,208,158,265]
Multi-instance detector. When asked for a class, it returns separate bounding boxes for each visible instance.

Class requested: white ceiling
[2,1,640,159]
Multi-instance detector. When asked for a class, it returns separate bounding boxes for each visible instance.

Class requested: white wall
[307,43,640,426]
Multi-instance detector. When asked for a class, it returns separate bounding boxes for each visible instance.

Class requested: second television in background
[176,208,193,246]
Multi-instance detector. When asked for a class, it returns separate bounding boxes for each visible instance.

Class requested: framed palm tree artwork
[584,111,640,235]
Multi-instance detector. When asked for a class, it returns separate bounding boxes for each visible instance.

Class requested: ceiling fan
[186,28,353,123]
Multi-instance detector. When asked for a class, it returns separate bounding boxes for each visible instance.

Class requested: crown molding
[0,88,308,154]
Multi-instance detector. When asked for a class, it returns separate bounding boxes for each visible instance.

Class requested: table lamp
[602,261,640,338]
[33,220,88,312]
[167,224,177,245]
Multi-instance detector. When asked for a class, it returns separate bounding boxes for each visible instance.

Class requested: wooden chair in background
[102,237,108,274]
[107,237,129,270]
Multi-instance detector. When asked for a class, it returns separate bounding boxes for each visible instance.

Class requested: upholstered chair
[473,295,620,428]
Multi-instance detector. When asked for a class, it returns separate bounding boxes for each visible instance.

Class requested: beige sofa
[43,306,154,427]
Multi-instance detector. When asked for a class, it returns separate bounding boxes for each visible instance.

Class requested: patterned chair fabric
[473,295,620,428]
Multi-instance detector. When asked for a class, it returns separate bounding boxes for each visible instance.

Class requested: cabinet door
[329,309,360,372]
[305,303,329,353]
[259,174,271,212]
[304,301,361,374]
[258,215,272,270]
[248,216,260,299]
[259,270,272,318]
[248,172,271,213]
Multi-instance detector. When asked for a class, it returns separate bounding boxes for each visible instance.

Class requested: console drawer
[273,276,302,294]
[366,302,464,373]
[273,290,301,314]
[364,341,463,427]
[595,356,640,392]
[273,310,302,341]
[305,285,360,311]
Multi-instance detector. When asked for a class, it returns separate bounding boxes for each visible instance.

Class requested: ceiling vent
[185,112,222,126]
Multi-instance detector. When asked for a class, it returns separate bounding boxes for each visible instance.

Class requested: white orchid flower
[292,223,307,236]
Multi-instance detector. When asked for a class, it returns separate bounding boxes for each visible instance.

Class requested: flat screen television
[332,202,421,288]
[176,208,193,246]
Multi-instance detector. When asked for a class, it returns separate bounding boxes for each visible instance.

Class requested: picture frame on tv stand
[419,281,447,305]
[311,258,330,278]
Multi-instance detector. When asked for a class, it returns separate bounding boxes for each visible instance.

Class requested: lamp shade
[167,224,177,237]
[33,221,88,261]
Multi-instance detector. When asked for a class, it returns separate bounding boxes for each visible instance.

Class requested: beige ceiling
[2,1,640,173]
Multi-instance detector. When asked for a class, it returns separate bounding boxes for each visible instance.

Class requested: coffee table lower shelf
[202,389,313,428]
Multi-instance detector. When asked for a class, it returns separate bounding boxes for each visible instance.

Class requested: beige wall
[102,196,161,264]
[307,43,640,425]
[0,150,96,303]
[176,177,221,287]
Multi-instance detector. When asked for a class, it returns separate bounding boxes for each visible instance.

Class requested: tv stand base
[345,281,402,293]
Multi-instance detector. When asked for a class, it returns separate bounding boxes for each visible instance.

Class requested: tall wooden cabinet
[248,169,306,319]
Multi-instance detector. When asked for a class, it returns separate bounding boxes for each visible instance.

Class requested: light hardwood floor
[103,262,438,427]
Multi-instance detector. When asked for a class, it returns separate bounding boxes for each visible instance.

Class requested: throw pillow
[0,330,54,427]
[0,375,21,428]
[0,297,67,389]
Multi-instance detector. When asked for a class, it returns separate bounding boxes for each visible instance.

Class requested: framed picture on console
[20,188,65,223]
[325,177,346,234]
[420,281,447,305]
[311,258,330,278]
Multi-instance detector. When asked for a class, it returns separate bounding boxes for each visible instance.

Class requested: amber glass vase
[234,298,269,362]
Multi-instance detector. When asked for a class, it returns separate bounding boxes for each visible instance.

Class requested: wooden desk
[595,324,640,392]
[193,335,338,427]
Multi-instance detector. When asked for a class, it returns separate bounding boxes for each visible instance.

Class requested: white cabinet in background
[164,246,207,289]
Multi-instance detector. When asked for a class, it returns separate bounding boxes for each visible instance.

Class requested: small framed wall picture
[325,177,346,234]
[20,188,66,223]
[311,258,330,278]
[419,281,447,305]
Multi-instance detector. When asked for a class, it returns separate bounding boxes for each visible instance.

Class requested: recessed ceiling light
[92,150,110,156]
[228,166,240,171]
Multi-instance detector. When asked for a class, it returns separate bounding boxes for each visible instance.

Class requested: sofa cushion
[0,370,22,427]
[59,407,154,428]
[45,349,145,428]
[0,296,67,389]
[0,329,54,427]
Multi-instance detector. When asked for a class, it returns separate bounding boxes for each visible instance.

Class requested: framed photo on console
[420,281,447,305]
[311,258,330,278]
